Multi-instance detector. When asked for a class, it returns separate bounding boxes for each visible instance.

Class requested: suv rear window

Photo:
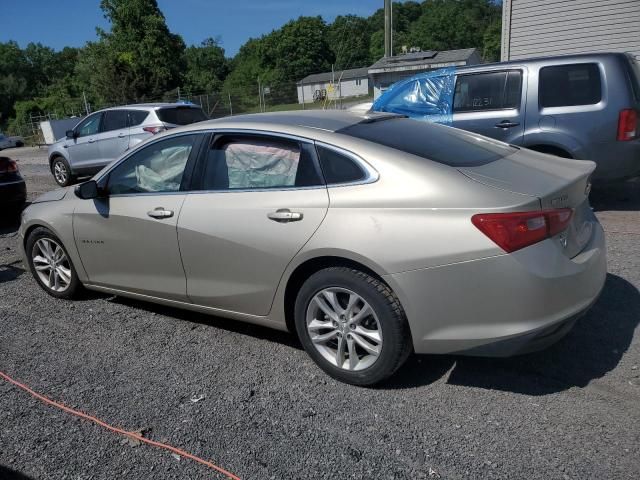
[623,54,640,102]
[338,118,517,167]
[539,63,602,108]
[157,106,207,125]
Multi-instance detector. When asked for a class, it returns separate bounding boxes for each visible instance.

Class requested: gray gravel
[1,146,639,480]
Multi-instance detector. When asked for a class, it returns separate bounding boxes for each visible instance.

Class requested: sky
[0,0,388,56]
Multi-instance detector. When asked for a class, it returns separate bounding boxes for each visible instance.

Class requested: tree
[184,38,230,94]
[80,0,186,104]
[328,15,371,70]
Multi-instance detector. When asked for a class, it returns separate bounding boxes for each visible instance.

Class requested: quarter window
[316,146,366,184]
[201,136,322,190]
[76,113,102,137]
[453,71,522,112]
[107,135,197,195]
[539,63,602,108]
[102,110,129,132]
[128,110,150,127]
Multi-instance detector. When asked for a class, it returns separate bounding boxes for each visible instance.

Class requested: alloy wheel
[32,238,72,292]
[53,161,68,185]
[306,287,382,371]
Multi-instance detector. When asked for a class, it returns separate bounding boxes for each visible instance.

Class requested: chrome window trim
[314,141,379,187]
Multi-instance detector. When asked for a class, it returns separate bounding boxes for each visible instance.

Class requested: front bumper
[386,220,607,356]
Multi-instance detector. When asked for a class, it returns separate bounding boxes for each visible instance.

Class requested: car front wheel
[295,267,412,386]
[51,157,75,187]
[26,227,82,299]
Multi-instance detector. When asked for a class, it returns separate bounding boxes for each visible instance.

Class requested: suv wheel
[51,157,75,187]
[26,227,82,299]
[295,267,412,386]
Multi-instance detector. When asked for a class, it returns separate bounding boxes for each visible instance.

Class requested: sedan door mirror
[74,180,102,200]
[66,130,76,139]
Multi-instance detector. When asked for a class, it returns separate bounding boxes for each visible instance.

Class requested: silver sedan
[19,111,607,385]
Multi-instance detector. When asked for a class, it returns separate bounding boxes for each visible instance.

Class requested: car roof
[193,110,404,133]
[459,51,628,71]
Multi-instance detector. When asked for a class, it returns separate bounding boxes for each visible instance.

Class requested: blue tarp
[371,67,456,125]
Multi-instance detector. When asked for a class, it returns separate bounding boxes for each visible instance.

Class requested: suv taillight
[0,157,18,174]
[472,209,573,253]
[143,125,167,134]
[617,109,638,141]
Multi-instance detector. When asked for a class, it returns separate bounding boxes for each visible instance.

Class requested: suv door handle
[147,207,174,219]
[495,120,520,128]
[88,138,96,143]
[118,133,126,138]
[267,209,303,223]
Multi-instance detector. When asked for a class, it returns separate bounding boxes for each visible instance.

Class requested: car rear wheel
[51,157,75,187]
[295,267,412,386]
[26,227,82,299]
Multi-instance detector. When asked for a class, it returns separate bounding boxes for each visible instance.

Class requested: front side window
[201,136,322,190]
[107,135,197,195]
[539,63,602,108]
[76,113,102,137]
[453,71,522,112]
[102,110,128,132]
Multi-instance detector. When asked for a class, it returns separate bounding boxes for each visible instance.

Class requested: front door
[178,133,329,316]
[452,69,526,145]
[74,133,203,301]
[66,112,102,170]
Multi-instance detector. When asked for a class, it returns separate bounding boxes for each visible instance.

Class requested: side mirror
[66,130,76,139]
[74,180,101,200]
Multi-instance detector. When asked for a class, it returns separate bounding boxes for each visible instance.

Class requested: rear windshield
[337,118,517,167]
[157,106,207,125]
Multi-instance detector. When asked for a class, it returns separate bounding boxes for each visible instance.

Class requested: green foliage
[0,0,502,128]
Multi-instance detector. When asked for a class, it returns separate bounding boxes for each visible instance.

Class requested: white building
[501,0,640,61]
[296,67,370,104]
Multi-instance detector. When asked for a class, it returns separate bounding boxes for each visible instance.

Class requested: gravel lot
[1,147,639,480]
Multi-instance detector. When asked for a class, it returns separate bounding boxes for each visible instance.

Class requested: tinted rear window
[624,55,640,102]
[128,110,150,126]
[338,118,517,167]
[539,63,602,108]
[157,107,207,125]
[316,146,365,184]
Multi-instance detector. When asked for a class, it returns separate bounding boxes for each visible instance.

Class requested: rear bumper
[588,139,640,182]
[386,220,607,356]
[0,180,27,209]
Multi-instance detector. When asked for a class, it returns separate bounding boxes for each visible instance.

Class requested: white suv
[47,103,207,186]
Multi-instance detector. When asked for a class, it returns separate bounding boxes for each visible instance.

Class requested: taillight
[143,125,167,134]
[617,109,638,141]
[0,157,18,174]
[472,208,573,253]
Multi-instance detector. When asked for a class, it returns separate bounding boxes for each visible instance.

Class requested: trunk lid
[459,148,596,258]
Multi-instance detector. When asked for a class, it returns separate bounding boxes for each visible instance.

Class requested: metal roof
[368,48,480,74]
[298,67,370,85]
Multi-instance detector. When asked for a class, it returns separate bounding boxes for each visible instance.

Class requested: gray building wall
[502,0,640,61]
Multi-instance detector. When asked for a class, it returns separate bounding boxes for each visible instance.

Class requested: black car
[0,156,27,219]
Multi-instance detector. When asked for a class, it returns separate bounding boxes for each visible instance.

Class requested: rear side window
[102,110,128,132]
[623,55,640,102]
[338,118,517,167]
[453,70,522,112]
[128,110,150,127]
[316,146,365,184]
[157,107,207,125]
[539,63,602,108]
[200,136,322,190]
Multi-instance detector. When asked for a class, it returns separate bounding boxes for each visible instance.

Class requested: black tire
[51,156,75,187]
[15,141,24,148]
[25,227,83,299]
[294,267,412,386]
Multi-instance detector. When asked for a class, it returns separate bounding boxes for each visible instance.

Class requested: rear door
[452,69,526,144]
[97,109,131,165]
[66,112,102,170]
[177,132,329,315]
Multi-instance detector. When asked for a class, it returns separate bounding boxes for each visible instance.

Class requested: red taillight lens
[472,208,573,253]
[143,125,167,134]
[0,157,18,174]
[617,109,638,141]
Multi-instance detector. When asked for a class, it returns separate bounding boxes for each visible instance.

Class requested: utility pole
[82,91,90,116]
[384,0,393,57]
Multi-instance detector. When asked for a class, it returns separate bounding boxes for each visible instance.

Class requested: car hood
[31,188,70,204]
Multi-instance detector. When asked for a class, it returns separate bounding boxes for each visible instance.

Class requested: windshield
[157,106,207,125]
[337,118,517,167]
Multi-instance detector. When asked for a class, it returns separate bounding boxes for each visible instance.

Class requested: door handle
[118,133,126,138]
[147,207,174,219]
[88,138,96,143]
[495,120,520,129]
[267,209,303,223]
